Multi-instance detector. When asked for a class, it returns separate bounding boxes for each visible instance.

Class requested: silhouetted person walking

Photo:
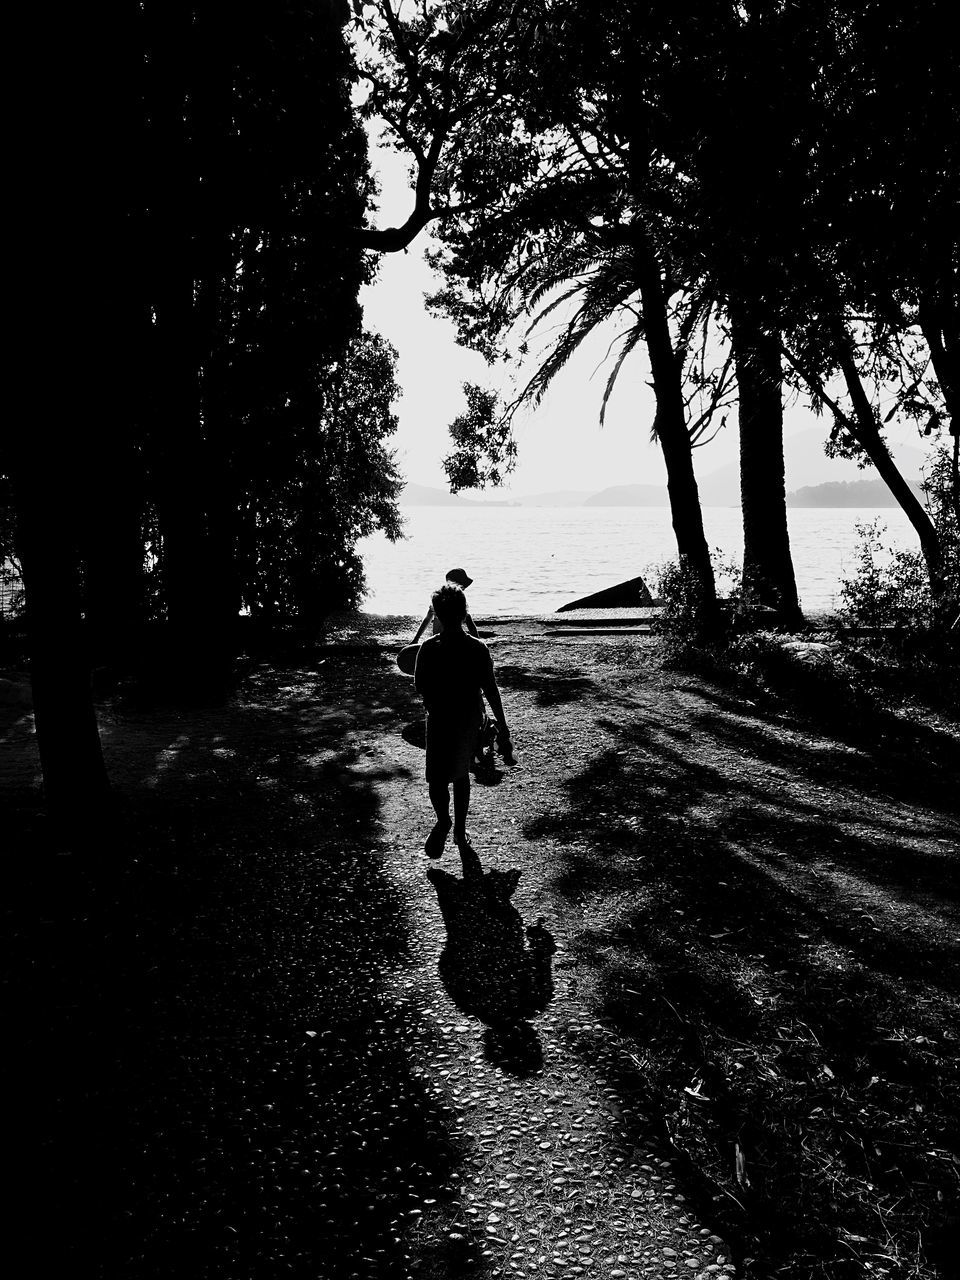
[415,583,513,857]
[411,566,479,642]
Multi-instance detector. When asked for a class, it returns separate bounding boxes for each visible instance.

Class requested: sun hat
[445,567,473,588]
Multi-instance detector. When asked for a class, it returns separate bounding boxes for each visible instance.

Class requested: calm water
[358,505,919,617]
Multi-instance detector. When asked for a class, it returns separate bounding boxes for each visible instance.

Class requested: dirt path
[368,650,735,1279]
[5,623,958,1278]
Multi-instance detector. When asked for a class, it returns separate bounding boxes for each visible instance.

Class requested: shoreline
[327,607,841,648]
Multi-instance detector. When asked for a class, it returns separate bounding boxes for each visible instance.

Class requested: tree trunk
[918,290,960,526]
[835,338,946,599]
[145,2,234,699]
[191,7,243,638]
[75,4,151,676]
[150,264,233,697]
[81,442,147,668]
[728,303,804,626]
[14,468,110,826]
[634,230,720,630]
[918,289,960,436]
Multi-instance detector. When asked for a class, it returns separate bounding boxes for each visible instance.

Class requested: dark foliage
[3,3,406,813]
[133,1,397,626]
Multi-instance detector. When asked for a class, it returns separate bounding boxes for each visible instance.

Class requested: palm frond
[599,325,646,428]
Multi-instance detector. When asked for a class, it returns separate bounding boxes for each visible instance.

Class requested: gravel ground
[374,710,735,1280]
[6,612,957,1277]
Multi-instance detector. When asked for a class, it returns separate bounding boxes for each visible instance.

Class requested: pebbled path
[348,635,737,1279]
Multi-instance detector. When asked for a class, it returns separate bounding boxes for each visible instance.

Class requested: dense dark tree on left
[4,1,403,829]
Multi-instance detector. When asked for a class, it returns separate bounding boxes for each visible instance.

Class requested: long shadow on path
[427,842,556,1077]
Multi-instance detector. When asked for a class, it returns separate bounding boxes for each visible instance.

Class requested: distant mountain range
[509,489,594,507]
[693,428,925,506]
[788,478,924,507]
[582,483,666,507]
[399,482,516,507]
[403,478,925,509]
[401,476,925,509]
[401,429,928,509]
[400,481,602,507]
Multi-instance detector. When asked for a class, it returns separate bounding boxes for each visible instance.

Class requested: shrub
[653,551,741,663]
[0,474,24,620]
[839,446,960,652]
[728,631,874,727]
[838,520,932,636]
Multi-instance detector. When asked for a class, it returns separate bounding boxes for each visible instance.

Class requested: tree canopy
[361,0,957,623]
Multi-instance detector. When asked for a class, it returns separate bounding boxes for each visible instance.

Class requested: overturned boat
[557,575,654,612]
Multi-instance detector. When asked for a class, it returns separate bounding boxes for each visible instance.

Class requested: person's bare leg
[452,775,470,845]
[429,779,451,825]
[426,780,452,857]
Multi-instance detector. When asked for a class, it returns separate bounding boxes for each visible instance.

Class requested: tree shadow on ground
[686,656,960,816]
[496,662,600,707]
[523,666,960,1279]
[427,843,556,1077]
[6,653,491,1279]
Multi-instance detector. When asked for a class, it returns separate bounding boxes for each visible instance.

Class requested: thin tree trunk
[634,230,720,630]
[192,8,242,637]
[834,338,946,599]
[918,290,960,435]
[918,290,960,526]
[77,2,151,675]
[14,468,110,825]
[151,267,231,695]
[728,303,804,626]
[82,443,147,666]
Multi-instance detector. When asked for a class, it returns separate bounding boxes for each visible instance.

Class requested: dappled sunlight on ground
[501,639,957,1277]
[5,628,956,1278]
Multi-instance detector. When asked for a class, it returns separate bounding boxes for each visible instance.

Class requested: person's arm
[414,641,437,708]
[465,610,479,638]
[411,605,433,644]
[480,650,508,733]
[480,650,516,763]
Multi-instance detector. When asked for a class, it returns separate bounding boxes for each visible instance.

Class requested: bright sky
[359,143,924,498]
